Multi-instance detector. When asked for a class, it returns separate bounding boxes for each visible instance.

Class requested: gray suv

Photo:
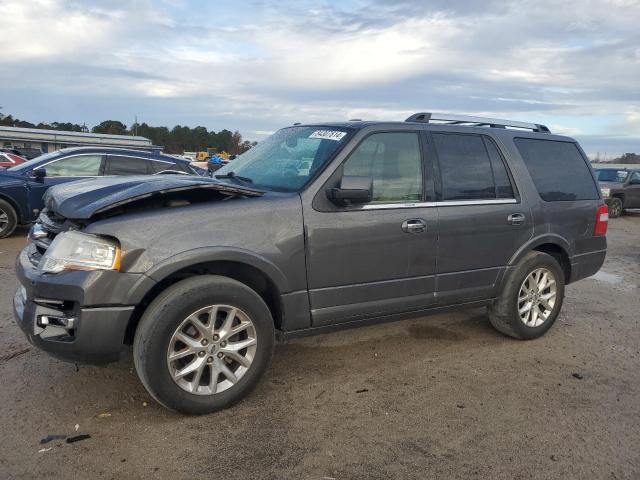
[594,167,640,217]
[13,113,608,414]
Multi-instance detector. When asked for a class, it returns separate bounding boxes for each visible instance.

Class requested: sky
[1,0,639,158]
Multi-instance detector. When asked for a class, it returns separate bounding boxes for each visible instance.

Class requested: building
[0,125,152,155]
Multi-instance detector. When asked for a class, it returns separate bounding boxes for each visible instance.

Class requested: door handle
[507,213,526,225]
[402,219,426,233]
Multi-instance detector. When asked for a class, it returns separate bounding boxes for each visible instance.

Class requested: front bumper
[13,247,145,365]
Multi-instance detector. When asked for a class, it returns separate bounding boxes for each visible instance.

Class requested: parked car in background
[594,167,640,217]
[1,147,42,160]
[0,152,27,168]
[0,146,200,238]
[12,113,607,414]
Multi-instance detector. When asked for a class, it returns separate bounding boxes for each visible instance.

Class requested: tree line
[0,114,257,155]
[611,153,640,164]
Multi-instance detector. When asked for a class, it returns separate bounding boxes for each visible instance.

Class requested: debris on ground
[66,434,91,444]
[456,404,465,409]
[355,389,369,393]
[97,413,111,418]
[74,424,79,431]
[40,434,66,444]
[572,373,584,380]
[38,447,52,453]
[0,347,30,362]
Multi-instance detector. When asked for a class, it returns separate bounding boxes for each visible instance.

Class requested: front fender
[144,246,292,293]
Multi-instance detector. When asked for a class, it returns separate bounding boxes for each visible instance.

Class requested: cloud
[0,0,639,155]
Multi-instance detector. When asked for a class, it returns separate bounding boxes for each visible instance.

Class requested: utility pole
[134,115,138,136]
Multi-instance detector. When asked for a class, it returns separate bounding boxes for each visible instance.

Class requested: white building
[0,125,152,154]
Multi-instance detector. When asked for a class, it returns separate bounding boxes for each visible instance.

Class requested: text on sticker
[309,130,347,141]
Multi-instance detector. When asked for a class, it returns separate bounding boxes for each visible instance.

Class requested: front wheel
[133,275,275,414]
[488,251,565,340]
[0,199,17,238]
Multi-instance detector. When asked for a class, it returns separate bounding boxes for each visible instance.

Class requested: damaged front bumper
[13,247,142,365]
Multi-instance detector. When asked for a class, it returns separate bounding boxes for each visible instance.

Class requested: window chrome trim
[356,198,517,210]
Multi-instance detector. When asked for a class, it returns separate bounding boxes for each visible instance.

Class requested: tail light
[594,204,608,236]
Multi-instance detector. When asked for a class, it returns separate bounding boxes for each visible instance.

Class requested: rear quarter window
[514,138,598,201]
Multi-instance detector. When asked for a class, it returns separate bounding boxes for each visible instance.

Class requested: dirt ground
[0,215,639,480]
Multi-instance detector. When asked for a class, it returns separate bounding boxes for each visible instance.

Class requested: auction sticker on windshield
[309,130,347,141]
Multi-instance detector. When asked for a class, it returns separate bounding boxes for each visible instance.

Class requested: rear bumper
[569,249,607,284]
[13,247,143,365]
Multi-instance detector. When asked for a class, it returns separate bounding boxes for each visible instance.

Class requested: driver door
[303,130,438,326]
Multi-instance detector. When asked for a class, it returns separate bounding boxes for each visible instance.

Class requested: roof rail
[405,112,551,133]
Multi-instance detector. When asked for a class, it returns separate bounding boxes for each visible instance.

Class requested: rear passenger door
[429,132,533,303]
[105,155,153,175]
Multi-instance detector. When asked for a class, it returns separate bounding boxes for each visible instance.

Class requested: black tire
[0,199,18,239]
[608,198,623,218]
[488,251,565,340]
[133,275,275,414]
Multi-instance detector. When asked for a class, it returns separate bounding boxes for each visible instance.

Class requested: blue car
[0,146,201,238]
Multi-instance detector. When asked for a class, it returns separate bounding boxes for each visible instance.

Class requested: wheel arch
[0,192,23,224]
[123,249,290,344]
[508,235,572,283]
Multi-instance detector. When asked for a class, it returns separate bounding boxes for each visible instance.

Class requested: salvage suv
[13,113,608,414]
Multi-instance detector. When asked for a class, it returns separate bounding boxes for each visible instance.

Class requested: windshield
[7,150,62,173]
[215,126,352,191]
[595,168,629,183]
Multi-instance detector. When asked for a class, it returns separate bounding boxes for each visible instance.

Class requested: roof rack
[405,112,551,133]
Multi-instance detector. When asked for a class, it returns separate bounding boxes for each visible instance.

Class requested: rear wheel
[608,198,623,218]
[133,275,275,414]
[488,251,565,340]
[0,199,17,238]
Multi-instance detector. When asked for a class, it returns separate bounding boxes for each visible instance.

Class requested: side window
[630,172,640,183]
[514,138,598,201]
[44,155,103,177]
[343,132,422,203]
[484,138,515,198]
[432,133,496,200]
[148,160,175,173]
[107,156,151,175]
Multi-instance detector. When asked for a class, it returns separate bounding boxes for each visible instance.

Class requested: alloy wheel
[517,268,557,327]
[0,209,8,231]
[167,305,258,395]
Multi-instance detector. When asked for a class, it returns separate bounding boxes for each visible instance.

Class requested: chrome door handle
[508,213,526,225]
[402,219,426,233]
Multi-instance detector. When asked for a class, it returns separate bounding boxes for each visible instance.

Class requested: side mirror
[326,175,373,206]
[32,168,46,182]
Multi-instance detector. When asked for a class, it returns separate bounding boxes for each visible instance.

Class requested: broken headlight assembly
[39,231,121,274]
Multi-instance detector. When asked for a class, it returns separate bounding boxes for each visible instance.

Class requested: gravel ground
[0,216,639,479]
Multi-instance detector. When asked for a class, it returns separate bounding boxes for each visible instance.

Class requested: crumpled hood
[44,175,264,219]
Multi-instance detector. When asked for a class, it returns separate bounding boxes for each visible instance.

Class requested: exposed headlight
[601,187,610,198]
[39,231,121,274]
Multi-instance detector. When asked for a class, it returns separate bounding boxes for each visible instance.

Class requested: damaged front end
[14,176,265,364]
